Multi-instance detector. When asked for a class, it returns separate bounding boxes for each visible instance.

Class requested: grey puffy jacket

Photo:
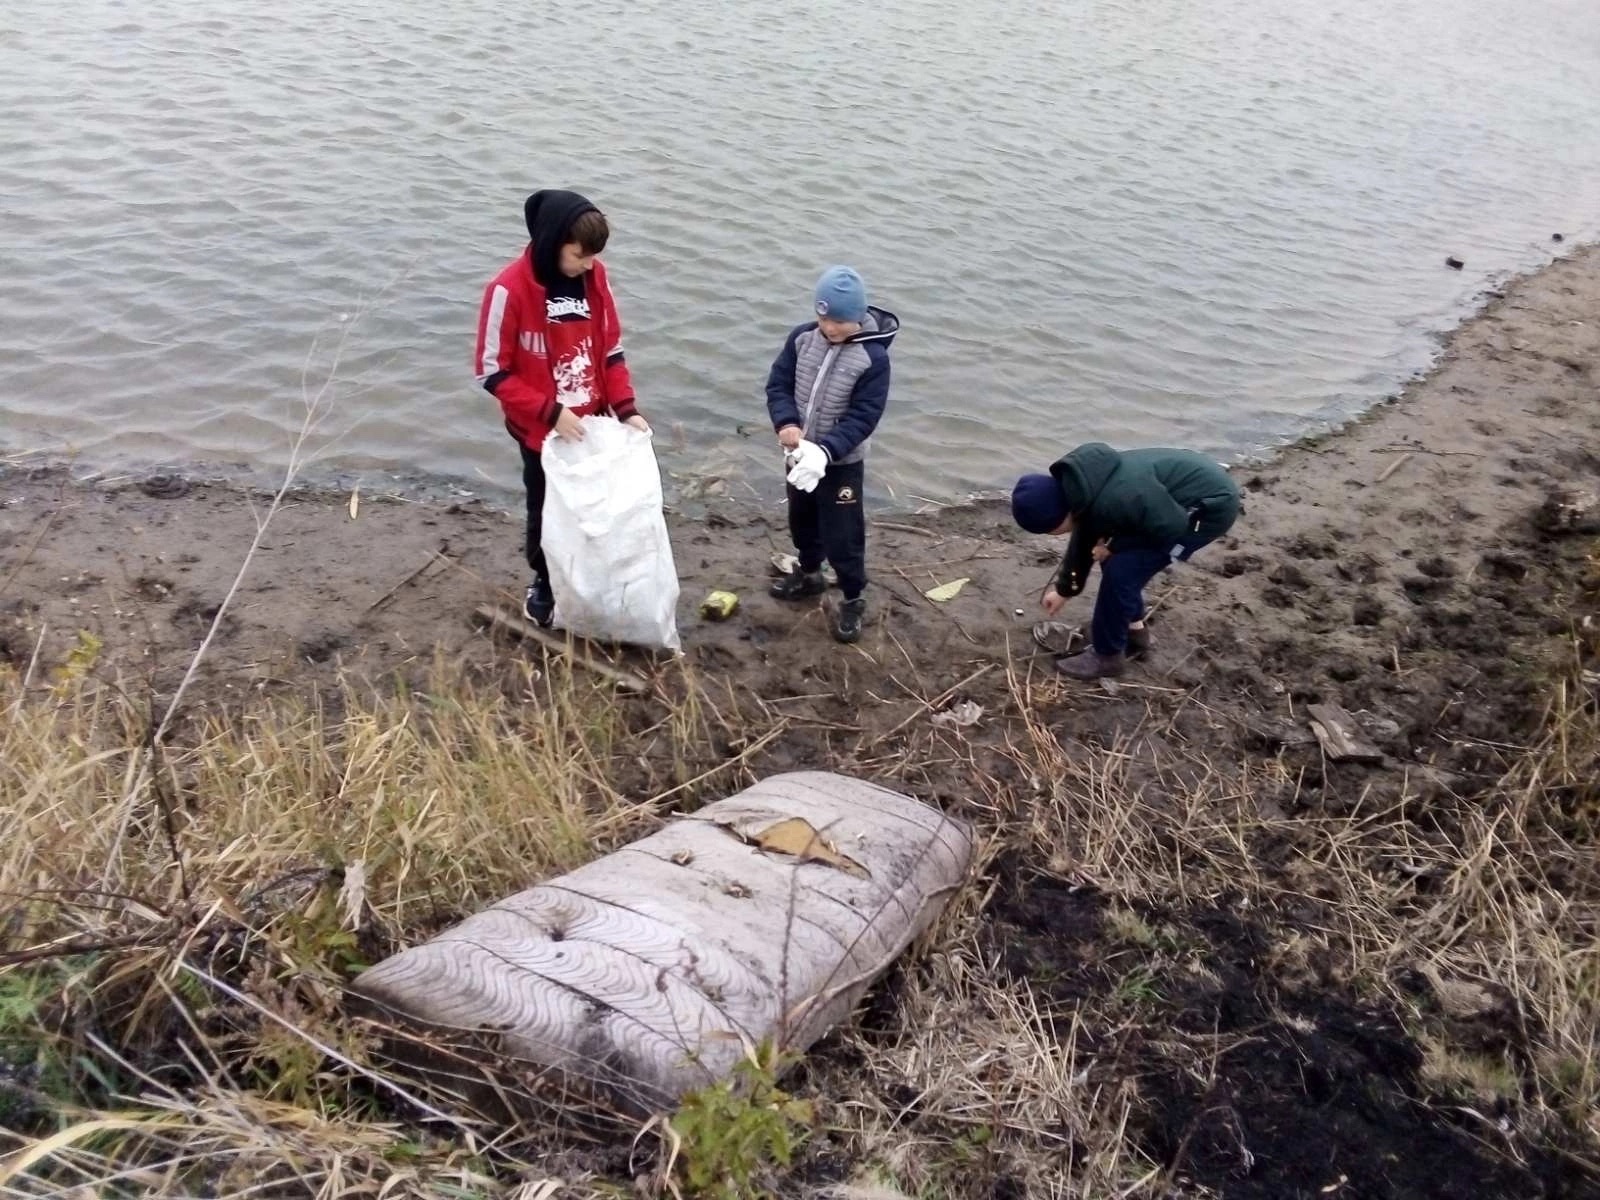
[764,307,899,465]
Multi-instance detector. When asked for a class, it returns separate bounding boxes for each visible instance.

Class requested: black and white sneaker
[523,575,555,627]
[770,568,827,601]
[833,596,867,644]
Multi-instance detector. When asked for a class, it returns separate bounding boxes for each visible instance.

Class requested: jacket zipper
[801,342,841,441]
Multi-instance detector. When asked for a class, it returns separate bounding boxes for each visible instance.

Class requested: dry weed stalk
[0,643,687,1192]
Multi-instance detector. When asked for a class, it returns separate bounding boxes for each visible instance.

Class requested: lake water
[3,0,1599,508]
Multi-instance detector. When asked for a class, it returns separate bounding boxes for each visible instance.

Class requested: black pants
[787,460,866,599]
[519,444,548,578]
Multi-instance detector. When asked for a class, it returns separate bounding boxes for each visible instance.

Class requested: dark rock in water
[1444,256,1465,270]
[1552,233,1564,243]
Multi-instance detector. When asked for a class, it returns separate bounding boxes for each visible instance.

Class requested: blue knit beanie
[1011,473,1070,534]
[814,266,868,323]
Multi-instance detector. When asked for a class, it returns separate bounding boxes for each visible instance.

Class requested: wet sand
[2,247,1597,729]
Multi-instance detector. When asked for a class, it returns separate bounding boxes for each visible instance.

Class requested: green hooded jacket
[1051,443,1241,596]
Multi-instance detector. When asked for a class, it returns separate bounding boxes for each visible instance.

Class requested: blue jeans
[1091,534,1214,655]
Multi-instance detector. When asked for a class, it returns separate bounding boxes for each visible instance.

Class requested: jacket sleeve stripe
[476,283,511,382]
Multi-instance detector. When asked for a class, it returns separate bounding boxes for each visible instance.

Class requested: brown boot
[1127,625,1151,660]
[1055,650,1127,680]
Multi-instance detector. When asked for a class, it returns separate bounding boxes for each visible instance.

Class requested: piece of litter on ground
[347,487,360,520]
[769,553,838,585]
[338,859,366,930]
[1307,702,1384,763]
[1032,620,1084,655]
[1098,679,1122,696]
[924,577,970,603]
[931,700,983,729]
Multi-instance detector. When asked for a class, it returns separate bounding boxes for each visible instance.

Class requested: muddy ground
[4,244,1600,1197]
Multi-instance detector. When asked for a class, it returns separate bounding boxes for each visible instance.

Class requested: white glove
[785,439,828,493]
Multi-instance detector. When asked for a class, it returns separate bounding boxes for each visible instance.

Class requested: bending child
[1011,442,1240,679]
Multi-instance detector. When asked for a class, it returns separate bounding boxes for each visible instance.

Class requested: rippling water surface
[3,0,1599,505]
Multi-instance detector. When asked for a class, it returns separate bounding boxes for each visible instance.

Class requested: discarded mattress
[352,771,973,1113]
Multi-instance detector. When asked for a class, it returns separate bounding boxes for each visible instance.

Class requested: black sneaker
[523,575,555,627]
[770,569,827,601]
[833,596,867,644]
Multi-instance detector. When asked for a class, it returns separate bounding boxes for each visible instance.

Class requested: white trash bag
[540,415,681,652]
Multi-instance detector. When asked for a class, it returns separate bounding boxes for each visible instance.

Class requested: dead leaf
[338,859,366,931]
[924,577,970,603]
[931,700,984,729]
[347,487,360,520]
[740,817,869,877]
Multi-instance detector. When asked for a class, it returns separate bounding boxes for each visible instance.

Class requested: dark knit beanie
[1011,473,1070,534]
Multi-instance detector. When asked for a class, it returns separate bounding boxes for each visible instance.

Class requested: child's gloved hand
[785,440,828,493]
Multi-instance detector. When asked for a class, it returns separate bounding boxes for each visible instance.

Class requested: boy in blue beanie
[1012,443,1240,679]
[765,266,900,644]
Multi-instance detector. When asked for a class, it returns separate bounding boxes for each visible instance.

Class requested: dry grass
[2,623,1598,1196]
[983,651,1600,1169]
[0,652,732,1197]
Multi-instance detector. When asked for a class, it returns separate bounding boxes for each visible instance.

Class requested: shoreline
[3,243,1598,701]
[2,239,1591,528]
[3,242,1599,1197]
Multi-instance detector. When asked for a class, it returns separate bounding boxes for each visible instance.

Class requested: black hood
[524,189,598,289]
[842,306,900,347]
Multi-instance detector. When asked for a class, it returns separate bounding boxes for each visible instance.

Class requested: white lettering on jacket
[545,296,591,321]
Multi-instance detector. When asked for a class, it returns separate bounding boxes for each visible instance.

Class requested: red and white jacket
[474,251,637,451]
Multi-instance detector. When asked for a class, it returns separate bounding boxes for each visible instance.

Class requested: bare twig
[1377,452,1414,483]
[365,545,450,614]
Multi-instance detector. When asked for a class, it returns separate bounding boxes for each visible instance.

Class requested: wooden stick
[366,548,450,613]
[870,520,944,538]
[471,604,651,694]
[1374,445,1484,458]
[1376,452,1414,483]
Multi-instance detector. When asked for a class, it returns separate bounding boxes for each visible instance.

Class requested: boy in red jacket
[474,190,650,625]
